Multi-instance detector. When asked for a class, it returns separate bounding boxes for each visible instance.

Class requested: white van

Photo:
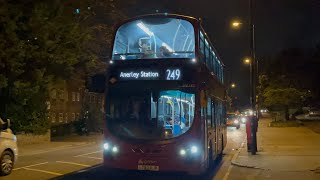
[0,119,18,176]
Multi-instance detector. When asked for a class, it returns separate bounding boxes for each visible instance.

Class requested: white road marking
[13,162,49,171]
[77,155,103,160]
[222,141,246,180]
[22,167,63,176]
[19,142,93,157]
[222,164,233,180]
[74,150,102,157]
[56,161,90,167]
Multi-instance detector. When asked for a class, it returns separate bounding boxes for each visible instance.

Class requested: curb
[230,140,266,170]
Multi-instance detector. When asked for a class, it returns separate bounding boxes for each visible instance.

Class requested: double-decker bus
[102,13,227,175]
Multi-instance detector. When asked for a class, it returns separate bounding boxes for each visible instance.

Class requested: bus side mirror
[86,74,106,93]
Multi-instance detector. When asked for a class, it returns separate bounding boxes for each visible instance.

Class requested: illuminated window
[59,113,63,122]
[112,17,195,60]
[72,92,76,101]
[59,88,64,100]
[65,113,68,123]
[52,113,56,123]
[76,92,80,102]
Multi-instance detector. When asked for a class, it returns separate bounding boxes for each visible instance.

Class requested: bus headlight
[104,143,110,150]
[180,149,186,156]
[191,146,198,154]
[104,142,119,154]
[112,146,118,153]
[179,144,200,157]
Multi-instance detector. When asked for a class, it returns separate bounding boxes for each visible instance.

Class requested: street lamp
[231,83,236,88]
[231,20,242,29]
[244,58,251,65]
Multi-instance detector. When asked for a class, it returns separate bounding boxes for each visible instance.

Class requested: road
[0,125,256,180]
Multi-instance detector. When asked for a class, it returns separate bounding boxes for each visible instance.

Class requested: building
[47,78,104,137]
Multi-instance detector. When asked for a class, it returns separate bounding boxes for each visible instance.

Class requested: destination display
[118,68,182,81]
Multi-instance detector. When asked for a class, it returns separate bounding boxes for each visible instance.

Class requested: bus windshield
[107,89,195,140]
[112,17,195,60]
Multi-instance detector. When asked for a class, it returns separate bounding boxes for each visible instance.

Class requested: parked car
[0,118,18,176]
[226,113,240,129]
[309,108,320,117]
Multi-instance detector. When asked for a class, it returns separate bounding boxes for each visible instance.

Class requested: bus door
[211,100,218,158]
[207,98,216,158]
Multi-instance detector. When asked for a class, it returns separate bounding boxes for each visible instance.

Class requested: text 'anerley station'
[119,71,159,79]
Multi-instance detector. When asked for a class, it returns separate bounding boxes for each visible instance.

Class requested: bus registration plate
[138,165,159,171]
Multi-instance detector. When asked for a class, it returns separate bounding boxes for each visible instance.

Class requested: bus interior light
[137,22,154,36]
[161,42,174,52]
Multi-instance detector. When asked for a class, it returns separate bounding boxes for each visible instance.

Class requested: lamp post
[231,0,258,155]
[249,0,257,155]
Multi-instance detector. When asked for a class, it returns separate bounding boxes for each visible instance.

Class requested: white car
[0,119,18,176]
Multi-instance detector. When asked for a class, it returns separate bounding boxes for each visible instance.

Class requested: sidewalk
[232,118,320,172]
[19,133,103,156]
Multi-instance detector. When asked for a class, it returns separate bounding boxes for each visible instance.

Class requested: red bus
[103,13,227,175]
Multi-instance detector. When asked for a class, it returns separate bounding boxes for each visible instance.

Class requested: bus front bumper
[103,152,206,175]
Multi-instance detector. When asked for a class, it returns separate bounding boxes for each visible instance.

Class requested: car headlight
[234,120,239,124]
[241,117,246,122]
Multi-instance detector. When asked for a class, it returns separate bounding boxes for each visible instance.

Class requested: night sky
[122,0,320,107]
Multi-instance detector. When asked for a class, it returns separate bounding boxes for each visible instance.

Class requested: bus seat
[173,124,181,136]
[164,124,172,129]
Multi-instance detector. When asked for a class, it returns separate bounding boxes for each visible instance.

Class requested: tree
[263,87,305,121]
[0,0,95,134]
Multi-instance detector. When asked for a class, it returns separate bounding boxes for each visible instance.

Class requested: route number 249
[166,69,181,80]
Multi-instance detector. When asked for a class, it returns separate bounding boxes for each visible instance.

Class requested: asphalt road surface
[2,125,246,180]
